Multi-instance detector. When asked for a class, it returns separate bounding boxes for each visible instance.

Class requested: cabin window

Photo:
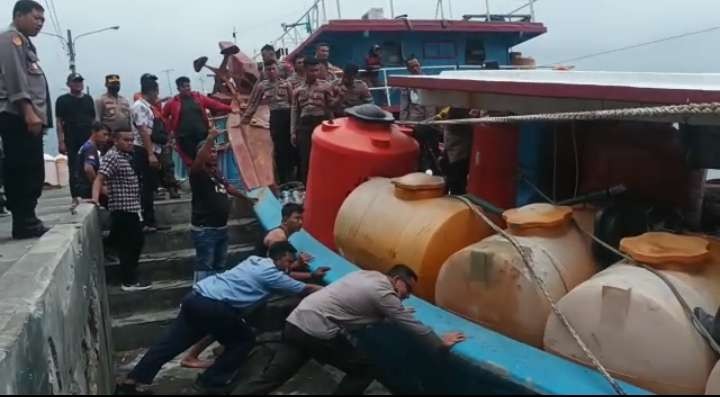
[381,42,403,66]
[424,41,456,59]
[465,40,486,65]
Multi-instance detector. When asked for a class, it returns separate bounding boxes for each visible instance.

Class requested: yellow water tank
[707,361,720,395]
[334,173,494,301]
[435,204,598,347]
[544,233,719,395]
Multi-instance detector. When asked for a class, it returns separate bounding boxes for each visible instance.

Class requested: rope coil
[405,102,720,126]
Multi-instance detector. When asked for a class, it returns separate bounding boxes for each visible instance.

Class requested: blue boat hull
[248,187,652,395]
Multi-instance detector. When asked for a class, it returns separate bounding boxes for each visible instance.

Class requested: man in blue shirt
[115,242,321,395]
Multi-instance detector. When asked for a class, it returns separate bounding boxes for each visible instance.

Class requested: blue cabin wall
[301,31,517,69]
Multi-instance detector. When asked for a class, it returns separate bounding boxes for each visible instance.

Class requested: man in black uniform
[55,72,95,203]
[0,0,51,239]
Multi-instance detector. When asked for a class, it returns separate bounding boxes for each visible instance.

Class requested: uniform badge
[12,35,23,47]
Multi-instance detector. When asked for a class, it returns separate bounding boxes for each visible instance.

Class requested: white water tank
[706,361,720,395]
[544,233,720,395]
[435,204,598,347]
[44,154,59,186]
[55,154,69,187]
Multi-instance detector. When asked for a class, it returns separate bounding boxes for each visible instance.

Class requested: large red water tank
[304,105,420,249]
[467,124,520,210]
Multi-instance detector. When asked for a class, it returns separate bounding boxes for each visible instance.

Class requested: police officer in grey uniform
[0,0,51,239]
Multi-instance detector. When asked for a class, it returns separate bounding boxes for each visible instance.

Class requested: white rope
[453,196,627,395]
[405,102,720,126]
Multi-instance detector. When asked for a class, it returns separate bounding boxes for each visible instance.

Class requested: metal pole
[529,0,536,22]
[447,0,453,19]
[485,0,491,21]
[389,0,395,18]
[335,0,341,19]
[67,29,76,74]
[321,0,327,24]
[161,68,175,97]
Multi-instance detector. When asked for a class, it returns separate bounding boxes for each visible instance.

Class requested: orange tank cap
[620,232,710,267]
[503,203,573,230]
[391,172,446,200]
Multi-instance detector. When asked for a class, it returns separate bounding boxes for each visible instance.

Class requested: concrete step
[142,218,260,254]
[112,307,179,351]
[111,293,301,352]
[154,197,256,226]
[108,279,191,317]
[105,243,258,284]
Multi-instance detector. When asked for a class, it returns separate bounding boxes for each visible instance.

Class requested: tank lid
[391,173,446,200]
[503,203,573,230]
[620,232,710,266]
[346,104,395,123]
[392,173,446,191]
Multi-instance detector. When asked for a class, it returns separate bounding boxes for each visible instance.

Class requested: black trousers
[128,292,255,387]
[446,158,470,195]
[269,109,296,184]
[233,322,374,395]
[296,116,325,184]
[132,146,157,226]
[0,113,44,227]
[177,135,199,162]
[110,211,144,285]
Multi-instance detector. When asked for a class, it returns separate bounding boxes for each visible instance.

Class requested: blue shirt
[194,256,306,309]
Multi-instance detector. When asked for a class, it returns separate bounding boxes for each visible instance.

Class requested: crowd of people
[1,1,469,394]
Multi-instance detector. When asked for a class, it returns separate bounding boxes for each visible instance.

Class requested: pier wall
[0,205,113,394]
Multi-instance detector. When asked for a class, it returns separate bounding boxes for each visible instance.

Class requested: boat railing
[362,64,542,108]
[259,0,539,59]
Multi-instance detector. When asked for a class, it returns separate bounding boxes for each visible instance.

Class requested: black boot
[11,209,49,239]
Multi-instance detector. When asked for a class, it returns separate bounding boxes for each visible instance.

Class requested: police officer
[96,74,131,133]
[0,0,51,239]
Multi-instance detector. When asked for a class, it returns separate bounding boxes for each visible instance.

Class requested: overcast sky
[3,0,720,101]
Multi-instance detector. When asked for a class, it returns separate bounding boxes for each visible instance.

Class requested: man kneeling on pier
[115,242,322,395]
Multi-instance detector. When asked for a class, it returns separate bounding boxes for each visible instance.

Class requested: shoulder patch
[12,35,23,47]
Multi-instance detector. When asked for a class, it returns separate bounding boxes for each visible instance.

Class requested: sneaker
[169,188,181,200]
[121,280,153,292]
[147,223,171,232]
[142,225,158,234]
[114,382,153,395]
[105,254,120,266]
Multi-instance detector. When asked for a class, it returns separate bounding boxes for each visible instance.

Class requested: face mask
[108,86,120,95]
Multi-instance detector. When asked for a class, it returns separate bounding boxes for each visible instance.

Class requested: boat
[192,2,720,394]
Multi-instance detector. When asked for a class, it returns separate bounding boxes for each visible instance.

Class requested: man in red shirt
[162,77,233,165]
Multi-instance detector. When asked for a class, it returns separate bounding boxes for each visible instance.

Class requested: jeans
[132,145,158,226]
[110,211,144,285]
[232,322,374,395]
[128,292,255,387]
[191,227,229,274]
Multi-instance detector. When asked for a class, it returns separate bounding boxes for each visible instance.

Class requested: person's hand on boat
[299,252,314,264]
[441,332,466,348]
[207,127,220,141]
[311,266,331,280]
